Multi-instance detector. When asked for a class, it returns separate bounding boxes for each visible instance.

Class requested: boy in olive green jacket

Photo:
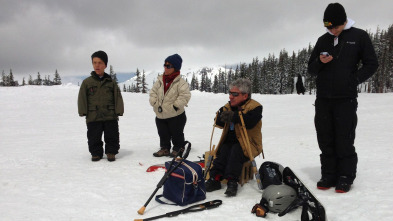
[78,51,124,162]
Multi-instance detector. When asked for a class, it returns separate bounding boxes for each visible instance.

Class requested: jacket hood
[327,18,355,35]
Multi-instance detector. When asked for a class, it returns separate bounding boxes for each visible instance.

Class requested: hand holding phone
[320,52,330,56]
[320,52,333,63]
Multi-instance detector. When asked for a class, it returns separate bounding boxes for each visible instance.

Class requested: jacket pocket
[107,105,116,116]
[88,86,97,96]
[87,106,98,121]
[104,84,114,93]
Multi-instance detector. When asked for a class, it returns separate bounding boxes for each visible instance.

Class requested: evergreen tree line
[122,68,148,93]
[189,25,393,94]
[0,69,62,86]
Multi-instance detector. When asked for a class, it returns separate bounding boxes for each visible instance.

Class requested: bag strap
[141,200,223,221]
[181,162,198,184]
[155,194,177,205]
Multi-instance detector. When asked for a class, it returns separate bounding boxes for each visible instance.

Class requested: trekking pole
[137,142,191,215]
[134,200,222,221]
[204,111,219,179]
[238,111,263,190]
[209,111,219,151]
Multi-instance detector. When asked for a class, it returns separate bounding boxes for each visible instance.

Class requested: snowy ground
[1,85,393,221]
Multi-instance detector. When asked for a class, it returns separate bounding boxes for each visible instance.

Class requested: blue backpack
[156,159,206,206]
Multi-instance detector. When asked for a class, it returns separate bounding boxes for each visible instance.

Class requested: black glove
[220,111,234,123]
[218,106,224,114]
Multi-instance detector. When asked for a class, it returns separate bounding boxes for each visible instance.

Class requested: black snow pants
[210,142,249,181]
[314,98,358,183]
[155,111,187,152]
[87,120,120,157]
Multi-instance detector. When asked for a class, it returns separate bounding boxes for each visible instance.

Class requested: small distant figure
[296,74,306,95]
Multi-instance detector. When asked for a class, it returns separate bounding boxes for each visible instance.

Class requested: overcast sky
[1,0,392,80]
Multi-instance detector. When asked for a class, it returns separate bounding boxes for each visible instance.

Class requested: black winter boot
[317,177,336,190]
[205,178,221,192]
[335,176,352,193]
[225,180,238,197]
[91,156,102,161]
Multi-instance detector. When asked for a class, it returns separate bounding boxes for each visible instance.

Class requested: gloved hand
[251,203,268,217]
[218,106,224,114]
[220,111,234,123]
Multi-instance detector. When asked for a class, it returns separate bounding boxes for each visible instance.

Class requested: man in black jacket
[308,3,378,193]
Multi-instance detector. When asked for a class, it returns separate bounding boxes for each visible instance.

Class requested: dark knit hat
[165,54,182,71]
[323,3,347,28]
[91,50,108,66]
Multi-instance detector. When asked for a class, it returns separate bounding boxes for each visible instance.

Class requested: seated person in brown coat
[205,78,263,197]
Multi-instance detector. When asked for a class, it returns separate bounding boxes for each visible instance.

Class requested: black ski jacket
[308,27,378,98]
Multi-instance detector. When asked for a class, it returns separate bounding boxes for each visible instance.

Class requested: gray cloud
[1,0,392,81]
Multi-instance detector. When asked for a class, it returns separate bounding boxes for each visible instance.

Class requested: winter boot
[170,150,178,158]
[170,149,184,158]
[205,178,221,192]
[153,148,170,157]
[317,177,336,190]
[91,156,102,161]
[106,153,116,162]
[335,176,352,193]
[225,180,238,197]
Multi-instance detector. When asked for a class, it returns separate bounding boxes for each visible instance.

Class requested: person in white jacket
[149,54,191,157]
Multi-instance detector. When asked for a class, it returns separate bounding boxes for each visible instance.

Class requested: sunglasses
[229,91,243,97]
[163,64,174,69]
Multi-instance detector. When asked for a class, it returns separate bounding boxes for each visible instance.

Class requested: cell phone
[320,52,330,56]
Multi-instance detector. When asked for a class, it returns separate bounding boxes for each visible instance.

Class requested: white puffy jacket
[149,74,191,119]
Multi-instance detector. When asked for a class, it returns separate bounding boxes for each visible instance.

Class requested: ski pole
[134,200,222,221]
[204,111,219,179]
[137,142,191,215]
[238,111,263,190]
[204,145,216,180]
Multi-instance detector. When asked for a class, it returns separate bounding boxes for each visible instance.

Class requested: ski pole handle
[251,160,263,190]
[204,155,213,180]
[181,141,191,159]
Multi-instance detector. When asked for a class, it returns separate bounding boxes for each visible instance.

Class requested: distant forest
[188,25,393,94]
[2,25,392,94]
[1,69,62,86]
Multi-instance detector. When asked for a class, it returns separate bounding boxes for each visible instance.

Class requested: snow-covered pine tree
[212,75,219,93]
[109,65,118,84]
[53,70,62,85]
[278,49,290,94]
[28,75,33,85]
[141,70,148,93]
[135,68,141,93]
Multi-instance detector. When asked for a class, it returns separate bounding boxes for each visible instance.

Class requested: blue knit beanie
[165,54,182,71]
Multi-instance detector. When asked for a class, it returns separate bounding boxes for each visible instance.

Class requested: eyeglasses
[229,91,243,97]
[163,64,174,69]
